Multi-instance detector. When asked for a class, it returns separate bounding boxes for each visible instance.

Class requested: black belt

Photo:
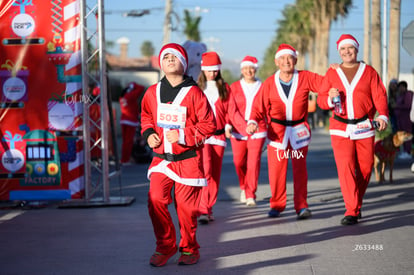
[333,114,368,124]
[154,150,197,162]
[271,117,305,126]
[214,128,225,135]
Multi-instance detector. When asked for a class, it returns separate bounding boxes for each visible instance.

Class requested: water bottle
[332,95,343,115]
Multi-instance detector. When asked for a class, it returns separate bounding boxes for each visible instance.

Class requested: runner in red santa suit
[317,34,388,225]
[196,52,246,224]
[119,81,145,164]
[228,56,266,207]
[140,43,216,266]
[247,44,325,219]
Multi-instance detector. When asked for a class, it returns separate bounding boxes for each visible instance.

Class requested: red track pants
[267,144,309,213]
[230,137,265,199]
[331,135,374,217]
[121,124,136,163]
[199,144,225,216]
[148,172,202,254]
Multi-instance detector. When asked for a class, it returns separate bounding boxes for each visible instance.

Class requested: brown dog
[374,131,413,183]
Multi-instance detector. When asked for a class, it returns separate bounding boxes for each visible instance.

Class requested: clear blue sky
[103,0,414,73]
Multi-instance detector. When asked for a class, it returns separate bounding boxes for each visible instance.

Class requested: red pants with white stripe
[199,144,225,216]
[230,137,265,199]
[331,135,374,217]
[148,172,202,254]
[267,143,308,213]
[121,124,136,163]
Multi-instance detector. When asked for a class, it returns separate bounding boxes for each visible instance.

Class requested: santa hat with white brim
[240,55,258,69]
[336,34,359,51]
[159,43,188,72]
[201,52,222,71]
[275,44,298,59]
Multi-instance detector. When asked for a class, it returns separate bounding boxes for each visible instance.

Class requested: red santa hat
[201,52,222,71]
[275,44,298,59]
[158,43,188,72]
[92,86,100,96]
[240,55,258,69]
[336,34,359,51]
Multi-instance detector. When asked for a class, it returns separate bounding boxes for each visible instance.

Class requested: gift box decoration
[0,60,29,102]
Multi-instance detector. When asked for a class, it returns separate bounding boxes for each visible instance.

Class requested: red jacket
[120,82,145,126]
[250,70,324,149]
[229,79,266,140]
[203,82,246,146]
[140,81,216,186]
[317,63,388,139]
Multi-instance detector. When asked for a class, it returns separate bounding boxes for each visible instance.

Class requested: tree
[106,40,115,50]
[141,40,155,58]
[259,1,313,79]
[310,0,352,74]
[258,35,279,80]
[141,40,155,66]
[387,0,401,84]
[259,0,352,78]
[221,69,238,85]
[183,9,202,42]
[277,3,313,70]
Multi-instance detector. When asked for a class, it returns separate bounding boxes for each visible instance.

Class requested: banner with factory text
[0,0,85,201]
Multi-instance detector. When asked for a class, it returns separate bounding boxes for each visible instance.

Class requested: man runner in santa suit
[140,43,216,266]
[317,34,388,225]
[247,44,325,219]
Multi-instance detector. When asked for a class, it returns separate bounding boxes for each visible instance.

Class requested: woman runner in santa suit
[141,43,216,266]
[317,34,388,225]
[229,56,266,206]
[196,52,246,224]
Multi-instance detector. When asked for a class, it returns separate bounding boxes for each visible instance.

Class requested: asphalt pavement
[0,127,413,275]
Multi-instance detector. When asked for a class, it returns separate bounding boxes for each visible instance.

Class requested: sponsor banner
[0,0,84,200]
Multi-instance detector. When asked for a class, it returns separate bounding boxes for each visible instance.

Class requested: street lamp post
[163,0,173,45]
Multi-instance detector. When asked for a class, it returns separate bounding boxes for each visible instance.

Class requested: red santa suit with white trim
[197,52,246,221]
[317,34,388,223]
[229,56,266,205]
[120,82,145,163]
[248,44,324,218]
[140,43,216,262]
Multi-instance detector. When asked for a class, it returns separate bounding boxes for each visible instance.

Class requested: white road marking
[0,210,25,224]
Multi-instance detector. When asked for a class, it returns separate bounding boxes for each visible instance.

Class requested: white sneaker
[297,208,312,220]
[411,163,414,173]
[240,190,246,203]
[246,198,256,206]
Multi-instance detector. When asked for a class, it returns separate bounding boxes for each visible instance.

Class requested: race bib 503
[157,103,187,129]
